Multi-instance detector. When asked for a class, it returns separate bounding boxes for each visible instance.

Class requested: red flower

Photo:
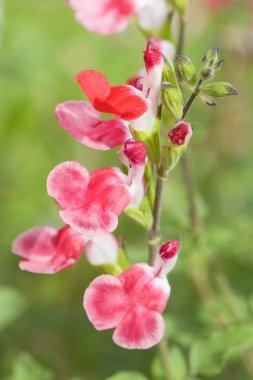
[76,70,149,121]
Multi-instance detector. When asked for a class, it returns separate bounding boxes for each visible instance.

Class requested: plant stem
[177,17,185,56]
[158,337,172,380]
[182,79,203,119]
[148,170,167,265]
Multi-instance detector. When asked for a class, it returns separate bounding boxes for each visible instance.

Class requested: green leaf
[190,324,253,377]
[12,352,53,380]
[151,345,187,380]
[130,111,161,165]
[0,286,27,331]
[201,82,238,98]
[124,196,153,230]
[105,371,148,380]
[176,55,197,87]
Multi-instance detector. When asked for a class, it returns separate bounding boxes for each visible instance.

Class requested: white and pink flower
[12,225,86,273]
[68,0,169,35]
[83,239,180,349]
[12,224,120,273]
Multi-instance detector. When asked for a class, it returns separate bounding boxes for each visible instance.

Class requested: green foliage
[190,325,253,376]
[105,371,149,380]
[124,196,153,230]
[201,82,238,97]
[176,55,197,88]
[151,345,187,380]
[162,60,183,120]
[11,352,53,380]
[0,287,27,331]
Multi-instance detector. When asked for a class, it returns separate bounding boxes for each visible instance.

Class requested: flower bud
[176,55,197,87]
[168,121,192,146]
[154,239,180,276]
[123,139,147,166]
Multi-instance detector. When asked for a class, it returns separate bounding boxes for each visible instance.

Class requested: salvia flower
[12,225,86,273]
[83,240,180,349]
[76,70,149,120]
[47,161,132,235]
[68,0,169,35]
[55,101,130,150]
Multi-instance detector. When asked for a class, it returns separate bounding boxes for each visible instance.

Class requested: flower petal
[68,0,137,35]
[113,305,165,349]
[76,70,110,103]
[83,274,129,330]
[56,101,129,150]
[12,226,57,261]
[47,161,90,209]
[85,234,119,265]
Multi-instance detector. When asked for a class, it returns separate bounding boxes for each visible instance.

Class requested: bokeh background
[0,0,253,379]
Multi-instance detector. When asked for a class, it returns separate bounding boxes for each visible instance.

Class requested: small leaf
[190,324,253,377]
[124,196,153,230]
[176,55,197,87]
[12,352,53,380]
[105,371,148,380]
[0,286,27,331]
[151,345,187,380]
[201,82,238,98]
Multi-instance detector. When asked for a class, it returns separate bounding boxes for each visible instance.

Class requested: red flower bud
[144,47,163,72]
[159,240,180,261]
[168,122,192,146]
[123,139,147,165]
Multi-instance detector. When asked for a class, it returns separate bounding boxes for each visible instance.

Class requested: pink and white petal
[55,100,100,143]
[60,207,119,236]
[113,305,165,349]
[19,260,58,274]
[68,0,137,35]
[55,225,86,261]
[12,225,57,260]
[127,177,145,208]
[119,263,153,297]
[47,161,90,209]
[143,276,170,313]
[83,274,129,330]
[85,234,119,265]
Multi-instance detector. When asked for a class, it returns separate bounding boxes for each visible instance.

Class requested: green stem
[157,337,172,380]
[182,79,203,119]
[177,17,185,56]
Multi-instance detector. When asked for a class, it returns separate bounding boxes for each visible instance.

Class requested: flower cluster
[13,0,196,349]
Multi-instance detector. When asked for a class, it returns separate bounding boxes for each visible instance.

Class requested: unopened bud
[159,240,180,261]
[123,139,147,166]
[176,55,197,87]
[168,122,192,146]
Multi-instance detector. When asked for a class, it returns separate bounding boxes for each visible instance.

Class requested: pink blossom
[84,240,180,349]
[168,122,192,146]
[12,225,86,273]
[68,0,169,35]
[68,0,138,35]
[47,161,132,236]
[55,101,130,150]
[76,70,149,121]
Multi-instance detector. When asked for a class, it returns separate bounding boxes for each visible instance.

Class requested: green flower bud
[176,55,197,87]
[201,82,238,97]
[170,0,188,15]
[161,83,183,120]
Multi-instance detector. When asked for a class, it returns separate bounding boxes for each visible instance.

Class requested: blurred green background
[0,0,253,379]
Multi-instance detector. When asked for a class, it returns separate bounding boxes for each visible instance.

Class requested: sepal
[201,82,238,98]
[96,247,130,276]
[176,55,197,88]
[124,196,153,230]
[161,60,183,120]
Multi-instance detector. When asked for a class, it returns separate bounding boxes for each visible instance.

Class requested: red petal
[76,70,110,104]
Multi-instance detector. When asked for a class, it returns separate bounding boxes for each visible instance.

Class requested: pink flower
[130,41,164,132]
[83,240,180,349]
[55,101,130,150]
[47,161,132,236]
[76,70,149,121]
[12,225,86,273]
[68,0,169,35]
[168,122,192,146]
[68,0,138,35]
